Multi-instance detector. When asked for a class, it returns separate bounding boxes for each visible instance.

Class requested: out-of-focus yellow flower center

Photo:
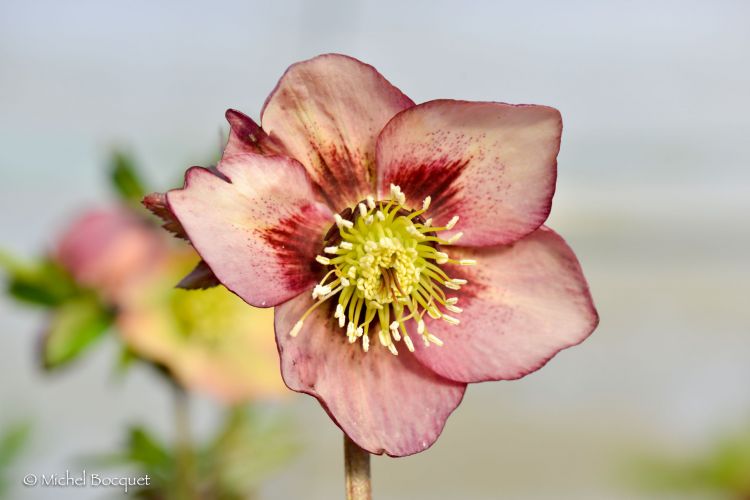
[170,286,242,343]
[290,185,475,355]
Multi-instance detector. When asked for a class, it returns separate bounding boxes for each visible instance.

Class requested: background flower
[118,249,286,403]
[55,206,167,303]
[1,150,298,499]
[3,152,287,402]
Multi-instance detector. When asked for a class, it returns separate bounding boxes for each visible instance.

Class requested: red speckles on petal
[261,204,326,292]
[410,227,598,383]
[382,156,469,218]
[377,100,562,247]
[261,53,414,210]
[303,139,375,209]
[166,154,333,308]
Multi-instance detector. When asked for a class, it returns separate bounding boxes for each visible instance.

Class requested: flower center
[290,185,475,355]
[171,286,245,344]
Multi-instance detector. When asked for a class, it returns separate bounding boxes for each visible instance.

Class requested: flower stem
[344,434,371,500]
[174,384,196,500]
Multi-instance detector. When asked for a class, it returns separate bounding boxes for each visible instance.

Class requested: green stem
[174,385,195,500]
[344,434,371,500]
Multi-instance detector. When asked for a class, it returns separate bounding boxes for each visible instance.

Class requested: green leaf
[42,295,113,369]
[0,252,78,307]
[81,408,299,500]
[115,346,141,375]
[204,405,299,497]
[0,422,31,469]
[633,428,750,497]
[0,421,32,499]
[110,151,147,203]
[1,251,113,369]
[127,427,173,471]
[82,425,174,494]
[703,431,750,495]
[124,426,175,493]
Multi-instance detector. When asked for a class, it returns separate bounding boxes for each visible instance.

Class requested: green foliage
[124,426,175,488]
[0,251,114,369]
[110,151,147,204]
[86,426,175,499]
[42,295,114,369]
[90,406,299,500]
[115,346,141,375]
[131,427,172,468]
[634,427,750,498]
[0,253,77,307]
[0,422,32,499]
[707,432,750,495]
[204,406,300,499]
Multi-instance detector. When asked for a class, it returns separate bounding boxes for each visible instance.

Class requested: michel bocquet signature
[23,470,151,493]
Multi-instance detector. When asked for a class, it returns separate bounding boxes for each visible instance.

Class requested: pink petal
[56,207,167,301]
[377,100,562,247]
[143,194,221,289]
[275,293,466,457]
[261,53,414,210]
[411,227,598,383]
[223,109,284,157]
[166,153,333,308]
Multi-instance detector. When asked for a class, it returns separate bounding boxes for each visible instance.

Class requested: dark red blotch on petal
[384,157,469,216]
[261,204,325,291]
[305,140,374,210]
[444,258,485,301]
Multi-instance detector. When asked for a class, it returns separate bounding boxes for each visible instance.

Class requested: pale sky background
[1,1,749,499]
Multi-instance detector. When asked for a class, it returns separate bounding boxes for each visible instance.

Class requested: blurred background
[1,0,748,498]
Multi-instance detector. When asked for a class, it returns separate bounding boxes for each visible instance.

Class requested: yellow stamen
[291,185,472,355]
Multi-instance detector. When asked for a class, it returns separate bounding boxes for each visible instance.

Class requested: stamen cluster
[291,185,475,355]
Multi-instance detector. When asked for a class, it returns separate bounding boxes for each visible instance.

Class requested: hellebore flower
[117,249,286,403]
[56,207,167,303]
[158,54,599,456]
[55,205,286,402]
